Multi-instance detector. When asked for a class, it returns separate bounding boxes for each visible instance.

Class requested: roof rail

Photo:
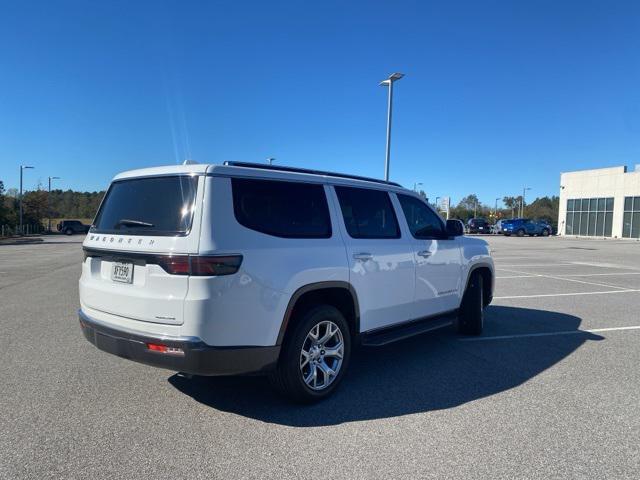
[222,161,403,187]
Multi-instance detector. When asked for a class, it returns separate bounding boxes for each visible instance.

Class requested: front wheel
[457,272,484,335]
[516,229,525,237]
[269,305,351,403]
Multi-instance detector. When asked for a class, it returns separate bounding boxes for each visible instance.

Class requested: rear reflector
[146,343,185,356]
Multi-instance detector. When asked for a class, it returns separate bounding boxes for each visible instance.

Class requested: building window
[566,197,613,237]
[622,196,640,239]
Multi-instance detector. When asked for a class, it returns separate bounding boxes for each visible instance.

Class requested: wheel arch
[464,263,494,307]
[276,281,360,346]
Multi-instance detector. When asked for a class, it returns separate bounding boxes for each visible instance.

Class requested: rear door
[80,175,204,325]
[396,194,463,316]
[331,185,415,332]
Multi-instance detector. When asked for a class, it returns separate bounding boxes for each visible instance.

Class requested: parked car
[79,162,494,402]
[491,219,504,234]
[466,217,490,234]
[501,218,552,237]
[57,220,90,235]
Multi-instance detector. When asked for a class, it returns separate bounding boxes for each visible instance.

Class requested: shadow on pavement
[169,305,602,426]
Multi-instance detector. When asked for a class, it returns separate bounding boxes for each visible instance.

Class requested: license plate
[111,262,133,284]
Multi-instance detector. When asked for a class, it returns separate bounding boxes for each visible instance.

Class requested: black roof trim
[222,161,403,187]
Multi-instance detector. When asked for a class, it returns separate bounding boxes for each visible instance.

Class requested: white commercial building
[558,165,640,239]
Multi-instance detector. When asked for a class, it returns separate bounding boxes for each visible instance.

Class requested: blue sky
[1,0,639,207]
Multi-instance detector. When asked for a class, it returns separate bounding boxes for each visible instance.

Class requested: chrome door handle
[417,250,431,257]
[353,252,373,261]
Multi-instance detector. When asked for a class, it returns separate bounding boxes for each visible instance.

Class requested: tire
[516,229,525,237]
[457,272,484,335]
[542,229,550,237]
[269,304,351,403]
[65,228,73,236]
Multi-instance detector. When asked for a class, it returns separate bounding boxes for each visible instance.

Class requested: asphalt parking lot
[1,235,639,479]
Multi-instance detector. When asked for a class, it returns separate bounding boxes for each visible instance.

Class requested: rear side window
[397,194,444,239]
[231,178,331,238]
[335,186,400,239]
[92,175,198,236]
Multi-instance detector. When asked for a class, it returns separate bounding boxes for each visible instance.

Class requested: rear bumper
[79,310,280,376]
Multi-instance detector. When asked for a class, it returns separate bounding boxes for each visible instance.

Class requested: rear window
[92,175,198,236]
[231,178,331,238]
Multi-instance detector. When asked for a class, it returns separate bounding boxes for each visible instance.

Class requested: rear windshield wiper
[114,219,155,229]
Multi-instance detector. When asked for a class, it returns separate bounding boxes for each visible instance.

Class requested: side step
[360,312,457,347]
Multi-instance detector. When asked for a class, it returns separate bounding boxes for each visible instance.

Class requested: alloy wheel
[299,320,344,391]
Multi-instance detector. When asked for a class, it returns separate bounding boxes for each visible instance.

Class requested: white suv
[79,162,494,402]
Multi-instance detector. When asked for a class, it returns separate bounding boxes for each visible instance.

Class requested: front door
[396,194,463,316]
[331,185,416,332]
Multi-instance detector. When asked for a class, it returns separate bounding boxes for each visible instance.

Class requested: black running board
[360,310,457,347]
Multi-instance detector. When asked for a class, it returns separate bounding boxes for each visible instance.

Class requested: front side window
[92,175,198,236]
[231,178,331,238]
[397,194,445,239]
[334,186,400,239]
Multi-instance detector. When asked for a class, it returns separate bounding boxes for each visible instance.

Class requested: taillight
[81,248,242,276]
[157,255,190,275]
[191,255,243,276]
[156,255,242,276]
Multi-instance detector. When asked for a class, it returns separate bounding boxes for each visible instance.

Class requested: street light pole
[48,176,60,232]
[267,157,275,165]
[522,187,531,217]
[379,72,404,181]
[495,198,500,216]
[413,182,422,192]
[19,165,34,235]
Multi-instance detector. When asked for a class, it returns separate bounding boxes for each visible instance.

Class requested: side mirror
[445,219,464,237]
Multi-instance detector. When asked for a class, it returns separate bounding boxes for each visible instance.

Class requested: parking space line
[497,272,640,280]
[496,263,574,267]
[570,261,640,271]
[498,268,630,290]
[495,289,640,299]
[496,275,537,279]
[558,272,640,277]
[459,325,640,341]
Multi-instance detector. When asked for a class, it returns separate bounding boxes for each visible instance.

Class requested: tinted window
[397,194,444,239]
[232,178,331,238]
[335,186,400,239]
[92,176,198,236]
[606,198,614,211]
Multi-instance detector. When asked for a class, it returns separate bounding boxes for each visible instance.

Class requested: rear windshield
[92,175,198,236]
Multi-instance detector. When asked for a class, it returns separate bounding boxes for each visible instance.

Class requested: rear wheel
[542,229,550,237]
[270,305,351,403]
[457,272,484,335]
[65,228,73,236]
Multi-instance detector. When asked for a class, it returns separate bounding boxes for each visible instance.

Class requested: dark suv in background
[57,220,90,235]
[466,217,490,234]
